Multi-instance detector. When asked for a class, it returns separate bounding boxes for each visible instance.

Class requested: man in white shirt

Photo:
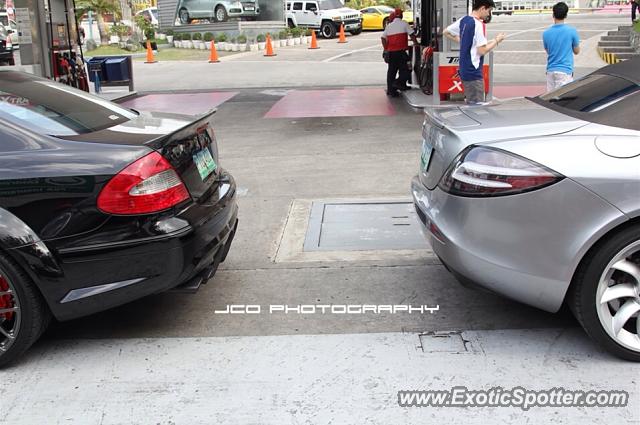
[443,0,505,104]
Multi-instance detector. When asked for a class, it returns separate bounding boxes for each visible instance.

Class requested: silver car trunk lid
[419,98,588,190]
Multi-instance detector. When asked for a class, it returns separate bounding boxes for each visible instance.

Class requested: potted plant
[286,28,295,46]
[304,28,312,44]
[249,36,259,51]
[237,34,247,51]
[229,37,238,51]
[216,33,227,50]
[293,27,303,45]
[165,29,174,44]
[278,30,288,47]
[257,33,266,50]
[192,32,203,49]
[182,32,193,49]
[203,32,214,50]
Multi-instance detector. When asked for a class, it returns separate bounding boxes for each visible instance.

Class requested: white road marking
[323,44,381,63]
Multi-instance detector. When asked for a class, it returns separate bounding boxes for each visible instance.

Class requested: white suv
[286,0,362,38]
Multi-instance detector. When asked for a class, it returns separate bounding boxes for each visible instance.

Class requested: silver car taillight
[439,146,564,197]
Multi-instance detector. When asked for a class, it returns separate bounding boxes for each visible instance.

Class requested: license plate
[421,139,433,173]
[193,147,217,181]
[244,6,254,10]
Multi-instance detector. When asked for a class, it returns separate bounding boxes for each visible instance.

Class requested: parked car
[0,23,15,65]
[286,0,362,38]
[135,6,159,27]
[412,58,640,361]
[0,70,238,367]
[360,5,394,30]
[359,5,413,30]
[177,0,260,24]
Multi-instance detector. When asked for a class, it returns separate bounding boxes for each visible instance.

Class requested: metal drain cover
[303,200,428,252]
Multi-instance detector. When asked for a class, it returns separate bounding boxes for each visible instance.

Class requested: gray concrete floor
[4,86,633,424]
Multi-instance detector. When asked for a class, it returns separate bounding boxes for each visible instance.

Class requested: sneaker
[393,82,411,91]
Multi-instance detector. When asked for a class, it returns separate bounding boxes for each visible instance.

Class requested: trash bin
[104,57,130,81]
[86,57,107,82]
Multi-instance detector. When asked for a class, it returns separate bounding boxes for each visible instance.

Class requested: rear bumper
[411,175,625,313]
[29,171,239,321]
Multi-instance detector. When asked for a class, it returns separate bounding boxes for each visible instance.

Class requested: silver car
[412,58,640,361]
[177,0,260,23]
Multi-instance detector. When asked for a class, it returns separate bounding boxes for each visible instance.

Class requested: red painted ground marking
[121,92,238,115]
[265,88,396,118]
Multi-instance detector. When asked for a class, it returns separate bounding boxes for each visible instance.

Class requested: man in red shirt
[381,8,417,97]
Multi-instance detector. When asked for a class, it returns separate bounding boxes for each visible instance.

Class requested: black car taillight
[439,146,564,197]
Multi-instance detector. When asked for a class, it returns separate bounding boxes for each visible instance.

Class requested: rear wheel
[0,252,50,368]
[321,21,336,38]
[568,226,640,361]
[382,18,389,29]
[350,28,362,35]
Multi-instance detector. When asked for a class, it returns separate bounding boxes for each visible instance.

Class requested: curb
[597,47,621,64]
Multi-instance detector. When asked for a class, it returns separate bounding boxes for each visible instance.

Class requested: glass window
[305,2,318,11]
[536,74,640,131]
[0,71,137,136]
[293,2,303,10]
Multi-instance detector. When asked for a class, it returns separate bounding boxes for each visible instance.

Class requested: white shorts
[546,71,573,93]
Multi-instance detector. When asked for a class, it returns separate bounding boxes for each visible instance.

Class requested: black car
[0,71,238,366]
[0,24,15,65]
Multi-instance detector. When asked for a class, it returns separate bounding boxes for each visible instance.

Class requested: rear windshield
[534,74,640,131]
[0,71,136,136]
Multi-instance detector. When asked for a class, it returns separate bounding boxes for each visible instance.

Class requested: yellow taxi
[359,6,414,30]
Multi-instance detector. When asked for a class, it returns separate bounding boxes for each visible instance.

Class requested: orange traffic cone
[337,24,347,43]
[208,38,220,63]
[144,40,156,63]
[264,34,277,57]
[309,30,319,49]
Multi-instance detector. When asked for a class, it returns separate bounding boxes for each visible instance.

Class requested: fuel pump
[411,0,494,105]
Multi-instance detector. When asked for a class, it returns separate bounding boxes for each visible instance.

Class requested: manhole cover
[303,201,428,252]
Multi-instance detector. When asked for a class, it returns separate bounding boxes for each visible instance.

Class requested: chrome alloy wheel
[596,240,640,352]
[0,272,21,355]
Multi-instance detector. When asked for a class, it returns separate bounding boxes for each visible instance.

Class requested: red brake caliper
[0,275,13,321]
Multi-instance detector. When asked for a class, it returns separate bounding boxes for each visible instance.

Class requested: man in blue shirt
[542,2,580,92]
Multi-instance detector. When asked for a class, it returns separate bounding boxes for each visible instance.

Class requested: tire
[178,8,191,24]
[215,5,228,22]
[321,21,337,38]
[287,19,295,28]
[382,18,388,29]
[0,251,51,368]
[568,225,640,361]
[350,28,362,35]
